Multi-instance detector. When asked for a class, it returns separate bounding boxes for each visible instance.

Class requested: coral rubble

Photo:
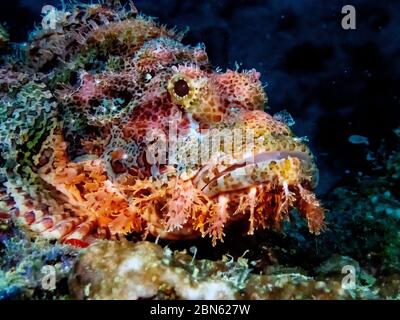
[69,240,378,300]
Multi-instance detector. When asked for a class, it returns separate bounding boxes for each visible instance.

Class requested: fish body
[0,1,324,246]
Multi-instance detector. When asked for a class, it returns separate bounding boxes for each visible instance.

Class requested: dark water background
[1,0,399,194]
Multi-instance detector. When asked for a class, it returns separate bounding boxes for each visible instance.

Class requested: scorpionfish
[0,1,324,246]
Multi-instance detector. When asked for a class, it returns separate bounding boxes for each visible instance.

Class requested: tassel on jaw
[204,194,229,246]
[296,184,325,234]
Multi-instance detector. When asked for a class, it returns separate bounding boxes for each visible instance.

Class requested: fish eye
[168,74,193,103]
[167,73,202,113]
[174,78,189,98]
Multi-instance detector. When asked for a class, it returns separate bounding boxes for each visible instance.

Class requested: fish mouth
[193,150,315,197]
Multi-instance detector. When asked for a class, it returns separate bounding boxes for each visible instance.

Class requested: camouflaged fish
[0,1,324,247]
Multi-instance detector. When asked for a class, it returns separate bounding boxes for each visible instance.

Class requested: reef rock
[69,240,377,300]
